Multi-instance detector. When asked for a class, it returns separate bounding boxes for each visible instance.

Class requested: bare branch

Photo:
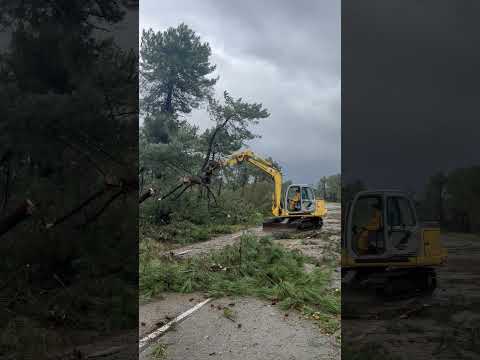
[81,190,124,227]
[46,188,108,229]
[173,184,193,201]
[158,183,184,201]
[45,176,137,229]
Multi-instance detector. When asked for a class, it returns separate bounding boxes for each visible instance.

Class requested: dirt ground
[139,203,341,360]
[161,203,341,260]
[342,232,480,360]
[159,227,265,259]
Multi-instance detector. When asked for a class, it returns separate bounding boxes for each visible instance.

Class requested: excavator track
[343,267,437,300]
[380,268,437,299]
[363,268,437,299]
[262,216,323,231]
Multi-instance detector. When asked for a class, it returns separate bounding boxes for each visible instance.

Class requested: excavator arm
[220,150,283,216]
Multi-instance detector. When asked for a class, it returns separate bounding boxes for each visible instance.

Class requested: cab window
[352,196,383,230]
[301,187,315,211]
[286,186,301,211]
[387,197,415,226]
[302,187,314,201]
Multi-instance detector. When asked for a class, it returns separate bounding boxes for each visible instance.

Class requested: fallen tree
[143,92,269,205]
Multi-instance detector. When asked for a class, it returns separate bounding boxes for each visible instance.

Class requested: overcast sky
[343,0,480,192]
[140,0,340,185]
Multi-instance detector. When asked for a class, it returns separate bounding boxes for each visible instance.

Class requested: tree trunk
[163,83,174,114]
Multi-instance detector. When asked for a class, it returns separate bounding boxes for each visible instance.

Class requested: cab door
[300,186,316,213]
[385,193,420,257]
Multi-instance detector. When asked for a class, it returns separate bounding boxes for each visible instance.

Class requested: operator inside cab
[290,187,302,211]
[357,200,384,255]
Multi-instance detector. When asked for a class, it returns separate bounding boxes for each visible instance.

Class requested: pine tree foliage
[140,23,218,114]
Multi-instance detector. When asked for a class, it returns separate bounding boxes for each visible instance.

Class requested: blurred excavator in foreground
[207,150,327,230]
[342,190,448,296]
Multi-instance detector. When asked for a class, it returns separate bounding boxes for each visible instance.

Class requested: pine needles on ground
[140,235,340,321]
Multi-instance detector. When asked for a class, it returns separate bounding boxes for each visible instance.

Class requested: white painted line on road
[139,298,212,352]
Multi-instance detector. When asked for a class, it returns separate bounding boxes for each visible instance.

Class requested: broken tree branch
[46,188,108,229]
[139,188,155,204]
[82,189,124,226]
[201,115,233,171]
[47,176,137,229]
[158,183,184,201]
[0,199,35,237]
[173,184,193,201]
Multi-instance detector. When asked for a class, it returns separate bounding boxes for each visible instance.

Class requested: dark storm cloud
[141,0,340,184]
[342,0,480,191]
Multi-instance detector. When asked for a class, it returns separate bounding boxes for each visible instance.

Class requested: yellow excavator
[208,150,327,230]
[342,190,448,296]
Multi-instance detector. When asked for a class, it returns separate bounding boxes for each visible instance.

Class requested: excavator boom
[221,150,283,216]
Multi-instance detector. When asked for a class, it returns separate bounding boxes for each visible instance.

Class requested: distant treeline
[418,167,480,233]
[316,174,341,202]
[342,166,480,233]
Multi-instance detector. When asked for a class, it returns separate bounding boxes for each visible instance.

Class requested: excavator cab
[345,190,420,261]
[285,184,316,214]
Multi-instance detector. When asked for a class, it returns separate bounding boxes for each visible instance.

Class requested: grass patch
[151,343,168,360]
[304,308,340,334]
[140,235,340,330]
